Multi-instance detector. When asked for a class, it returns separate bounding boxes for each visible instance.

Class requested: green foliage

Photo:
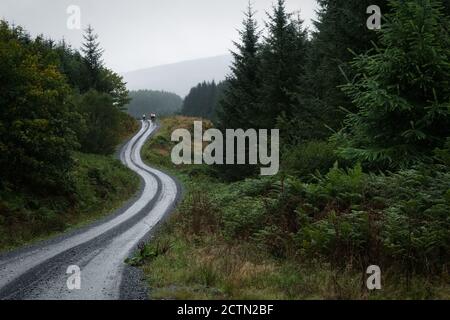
[340,0,450,168]
[216,0,310,133]
[0,152,139,251]
[294,164,449,272]
[0,20,138,250]
[216,4,261,130]
[0,21,78,192]
[379,167,450,272]
[81,25,104,91]
[221,196,266,241]
[100,69,131,109]
[75,90,123,155]
[178,184,220,235]
[215,1,310,179]
[140,117,449,298]
[306,0,390,128]
[257,0,308,129]
[53,40,87,92]
[282,140,341,179]
[80,25,130,109]
[276,101,330,145]
[135,0,450,298]
[182,81,227,120]
[200,163,448,273]
[434,138,450,166]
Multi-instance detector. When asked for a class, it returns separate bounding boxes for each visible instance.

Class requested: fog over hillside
[122,54,232,97]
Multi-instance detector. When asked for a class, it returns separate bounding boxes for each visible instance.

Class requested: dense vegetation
[126,90,183,119]
[0,21,139,250]
[0,152,139,251]
[137,117,449,299]
[136,0,449,299]
[181,81,227,120]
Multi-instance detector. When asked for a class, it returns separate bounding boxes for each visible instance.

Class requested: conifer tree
[182,81,224,119]
[276,13,317,144]
[258,0,306,128]
[217,3,261,129]
[306,0,389,132]
[81,25,104,91]
[339,0,450,168]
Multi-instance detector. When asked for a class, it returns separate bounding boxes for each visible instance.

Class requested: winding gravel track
[0,121,181,300]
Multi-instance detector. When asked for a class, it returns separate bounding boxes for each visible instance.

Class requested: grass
[136,116,449,300]
[0,140,140,253]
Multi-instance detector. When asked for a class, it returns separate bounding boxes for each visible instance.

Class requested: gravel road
[0,121,181,300]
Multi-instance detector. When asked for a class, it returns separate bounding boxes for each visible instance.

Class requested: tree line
[126,90,183,119]
[0,21,135,194]
[181,81,227,120]
[210,0,449,175]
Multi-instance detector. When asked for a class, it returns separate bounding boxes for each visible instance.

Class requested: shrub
[434,138,450,166]
[76,90,123,155]
[282,140,339,180]
[0,22,78,192]
[380,167,450,273]
[221,197,266,241]
[293,163,449,273]
[178,185,220,235]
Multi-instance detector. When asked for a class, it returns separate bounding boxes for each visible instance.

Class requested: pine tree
[182,81,224,119]
[217,3,261,129]
[339,0,450,168]
[55,39,84,91]
[81,25,104,91]
[276,13,318,145]
[306,0,390,132]
[257,0,305,129]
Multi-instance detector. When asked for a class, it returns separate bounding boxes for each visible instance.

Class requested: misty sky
[0,0,318,72]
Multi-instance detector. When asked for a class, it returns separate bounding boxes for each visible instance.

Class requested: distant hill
[122,55,232,97]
